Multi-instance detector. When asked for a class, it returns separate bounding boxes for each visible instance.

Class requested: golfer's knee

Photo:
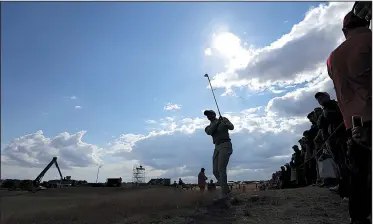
[218,170,227,179]
[219,166,227,174]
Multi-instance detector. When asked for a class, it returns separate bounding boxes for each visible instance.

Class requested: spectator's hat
[314,92,330,99]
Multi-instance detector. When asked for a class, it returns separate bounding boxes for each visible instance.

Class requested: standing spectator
[198,168,208,192]
[326,11,371,224]
[314,92,347,196]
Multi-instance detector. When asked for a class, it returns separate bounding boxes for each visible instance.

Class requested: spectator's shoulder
[329,40,348,64]
[330,100,340,109]
[327,51,333,67]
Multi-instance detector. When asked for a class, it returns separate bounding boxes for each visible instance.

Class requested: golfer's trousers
[213,141,232,196]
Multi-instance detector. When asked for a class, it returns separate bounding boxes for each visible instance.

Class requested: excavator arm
[33,157,63,186]
[54,160,63,180]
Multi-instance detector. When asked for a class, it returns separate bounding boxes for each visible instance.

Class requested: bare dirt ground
[1,185,350,224]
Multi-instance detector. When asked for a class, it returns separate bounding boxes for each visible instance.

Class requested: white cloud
[75,105,82,109]
[266,72,336,117]
[163,103,182,111]
[205,2,352,95]
[69,96,77,100]
[204,48,212,56]
[1,130,102,169]
[145,120,157,124]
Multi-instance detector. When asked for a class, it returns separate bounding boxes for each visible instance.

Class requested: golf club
[204,73,222,117]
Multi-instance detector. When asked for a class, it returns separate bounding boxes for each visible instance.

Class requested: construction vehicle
[29,157,63,192]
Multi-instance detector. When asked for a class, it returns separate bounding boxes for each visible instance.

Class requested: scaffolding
[132,164,145,184]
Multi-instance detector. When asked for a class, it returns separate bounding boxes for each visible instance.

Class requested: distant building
[106,178,122,187]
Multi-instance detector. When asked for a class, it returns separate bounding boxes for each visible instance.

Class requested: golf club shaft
[205,75,222,117]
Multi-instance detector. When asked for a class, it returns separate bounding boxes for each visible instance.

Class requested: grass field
[1,184,350,224]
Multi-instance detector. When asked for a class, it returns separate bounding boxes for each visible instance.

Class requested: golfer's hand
[216,116,223,125]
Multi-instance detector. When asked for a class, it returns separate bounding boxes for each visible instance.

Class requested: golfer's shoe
[213,192,233,203]
[341,197,349,205]
[329,185,339,193]
[350,218,371,224]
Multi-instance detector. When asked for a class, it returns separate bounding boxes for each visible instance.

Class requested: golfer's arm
[224,118,234,130]
[205,122,219,135]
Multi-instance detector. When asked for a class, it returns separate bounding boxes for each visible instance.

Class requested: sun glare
[212,32,242,58]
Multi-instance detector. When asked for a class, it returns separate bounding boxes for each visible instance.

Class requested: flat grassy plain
[1,184,349,224]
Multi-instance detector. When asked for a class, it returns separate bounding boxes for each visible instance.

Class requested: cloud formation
[2,2,352,183]
[164,103,182,111]
[1,130,102,169]
[206,2,352,95]
[145,120,157,124]
[2,107,310,182]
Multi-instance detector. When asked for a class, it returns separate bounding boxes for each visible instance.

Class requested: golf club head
[204,74,209,78]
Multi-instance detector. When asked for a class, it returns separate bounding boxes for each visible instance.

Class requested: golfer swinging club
[203,74,234,201]
[204,110,234,200]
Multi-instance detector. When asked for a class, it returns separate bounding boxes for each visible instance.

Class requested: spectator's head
[342,11,370,38]
[292,145,300,152]
[298,138,304,146]
[314,107,323,117]
[307,111,317,123]
[314,92,331,106]
[200,168,205,173]
[303,130,310,138]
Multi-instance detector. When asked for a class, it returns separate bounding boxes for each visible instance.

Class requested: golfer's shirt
[205,118,234,145]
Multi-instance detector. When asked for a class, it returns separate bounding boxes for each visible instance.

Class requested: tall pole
[96,165,102,183]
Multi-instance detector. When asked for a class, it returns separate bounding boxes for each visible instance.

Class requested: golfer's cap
[314,92,330,99]
[203,110,216,116]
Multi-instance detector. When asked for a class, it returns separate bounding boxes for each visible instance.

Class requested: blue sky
[2,2,318,144]
[1,2,351,182]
